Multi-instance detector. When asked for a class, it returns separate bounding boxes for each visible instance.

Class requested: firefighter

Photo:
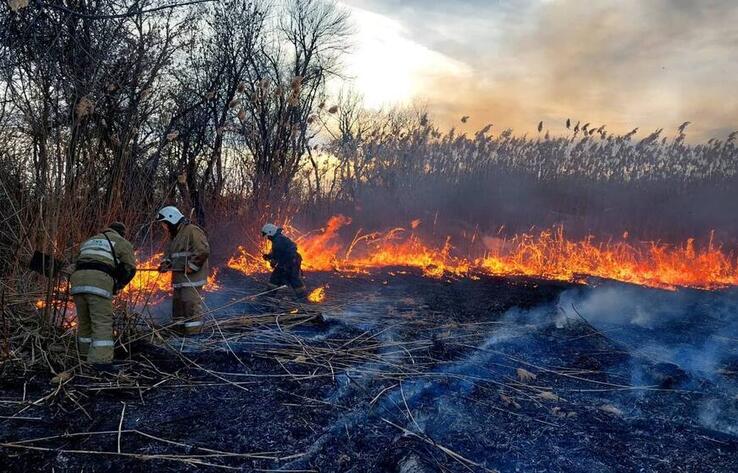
[70,222,136,367]
[156,206,210,335]
[261,223,307,300]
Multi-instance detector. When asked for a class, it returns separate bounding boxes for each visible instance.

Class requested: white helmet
[156,206,185,225]
[261,223,279,237]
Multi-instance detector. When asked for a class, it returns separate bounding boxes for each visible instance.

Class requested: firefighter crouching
[261,223,307,300]
[156,206,210,335]
[70,222,136,367]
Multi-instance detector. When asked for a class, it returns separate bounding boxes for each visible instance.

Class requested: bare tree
[162,0,266,225]
[236,0,351,217]
[0,0,194,272]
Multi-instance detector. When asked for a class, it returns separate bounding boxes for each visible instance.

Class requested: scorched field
[2,266,737,472]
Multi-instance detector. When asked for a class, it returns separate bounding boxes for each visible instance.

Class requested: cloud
[339,5,472,109]
[341,0,738,140]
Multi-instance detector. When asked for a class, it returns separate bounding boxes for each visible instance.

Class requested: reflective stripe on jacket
[79,238,116,262]
[164,223,210,289]
[70,229,136,299]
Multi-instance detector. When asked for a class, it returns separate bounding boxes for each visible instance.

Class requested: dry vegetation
[1,0,737,392]
[321,101,738,239]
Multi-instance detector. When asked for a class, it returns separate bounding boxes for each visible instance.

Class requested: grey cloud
[343,0,738,139]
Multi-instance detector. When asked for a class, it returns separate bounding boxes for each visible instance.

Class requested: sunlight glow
[342,4,470,109]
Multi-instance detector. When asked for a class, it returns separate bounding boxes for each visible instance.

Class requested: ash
[2,269,737,472]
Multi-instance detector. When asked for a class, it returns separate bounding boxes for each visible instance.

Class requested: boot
[294,285,308,302]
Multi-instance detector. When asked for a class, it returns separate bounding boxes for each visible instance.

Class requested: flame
[33,252,222,323]
[35,285,72,311]
[227,244,270,275]
[294,215,351,272]
[120,253,171,303]
[36,215,736,319]
[124,253,220,298]
[227,215,738,290]
[67,253,224,305]
[204,267,221,291]
[307,286,326,303]
[476,229,737,290]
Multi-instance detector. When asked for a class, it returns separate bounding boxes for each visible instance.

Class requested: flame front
[227,215,738,290]
[35,216,737,318]
[49,253,222,310]
[476,229,736,290]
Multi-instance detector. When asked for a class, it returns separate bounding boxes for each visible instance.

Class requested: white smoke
[555,284,738,378]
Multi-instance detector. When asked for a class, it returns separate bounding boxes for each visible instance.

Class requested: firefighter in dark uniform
[261,223,307,300]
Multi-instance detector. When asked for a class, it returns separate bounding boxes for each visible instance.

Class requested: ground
[1,269,737,472]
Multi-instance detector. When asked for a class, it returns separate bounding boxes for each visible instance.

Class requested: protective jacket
[163,221,210,289]
[265,230,305,293]
[266,231,300,267]
[70,228,136,299]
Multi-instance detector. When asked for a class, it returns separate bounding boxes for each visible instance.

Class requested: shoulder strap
[188,221,207,235]
[102,231,120,269]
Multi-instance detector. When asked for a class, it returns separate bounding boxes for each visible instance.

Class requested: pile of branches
[0,280,330,469]
[0,271,322,392]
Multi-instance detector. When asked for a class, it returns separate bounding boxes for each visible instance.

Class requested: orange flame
[307,286,326,303]
[476,229,737,290]
[120,253,171,303]
[204,267,221,292]
[34,253,221,320]
[227,215,738,290]
[117,253,222,303]
[227,243,270,275]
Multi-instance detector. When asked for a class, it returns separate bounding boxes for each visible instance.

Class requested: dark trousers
[269,256,306,297]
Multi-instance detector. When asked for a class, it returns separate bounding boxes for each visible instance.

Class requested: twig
[117,402,126,454]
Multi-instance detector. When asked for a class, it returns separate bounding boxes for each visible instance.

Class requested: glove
[158,259,172,273]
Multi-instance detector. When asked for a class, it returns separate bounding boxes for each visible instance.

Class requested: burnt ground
[1,269,738,472]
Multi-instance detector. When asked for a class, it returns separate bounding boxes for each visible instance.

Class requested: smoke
[557,285,689,329]
[516,1,738,135]
[318,3,738,251]
[556,284,738,378]
[699,398,738,436]
[507,283,738,434]
[342,0,738,140]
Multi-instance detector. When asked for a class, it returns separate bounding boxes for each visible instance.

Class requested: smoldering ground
[2,270,737,472]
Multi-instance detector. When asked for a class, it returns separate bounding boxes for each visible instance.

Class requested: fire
[476,229,737,290]
[120,253,171,303]
[120,253,222,301]
[34,298,70,311]
[307,286,326,303]
[227,215,738,290]
[204,268,221,291]
[33,253,220,319]
[227,244,270,275]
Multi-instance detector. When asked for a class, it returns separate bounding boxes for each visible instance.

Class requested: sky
[339,0,738,141]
